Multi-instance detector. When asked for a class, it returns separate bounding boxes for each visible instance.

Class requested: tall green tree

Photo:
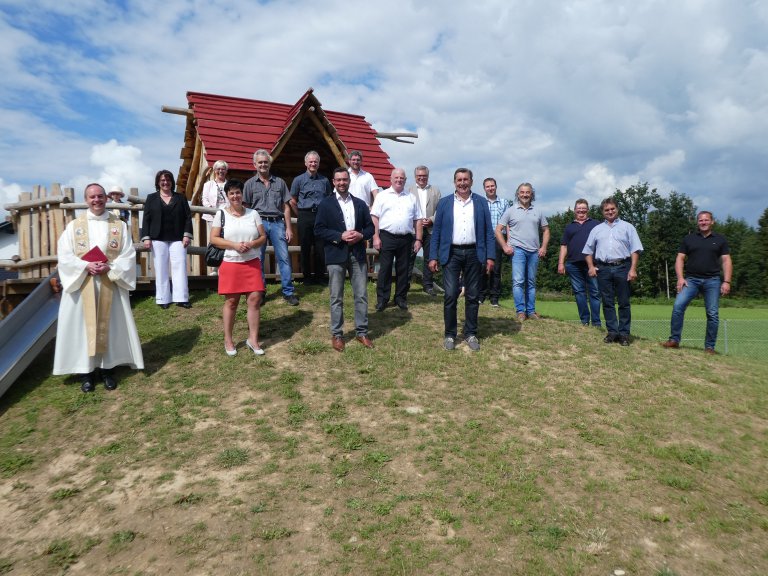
[646,191,697,298]
[715,216,755,296]
[612,183,661,297]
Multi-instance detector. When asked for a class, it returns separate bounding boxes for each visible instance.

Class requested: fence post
[723,319,728,355]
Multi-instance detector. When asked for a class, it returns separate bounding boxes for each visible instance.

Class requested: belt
[596,258,630,266]
[298,207,318,213]
[262,216,283,222]
[380,230,413,237]
[451,243,476,249]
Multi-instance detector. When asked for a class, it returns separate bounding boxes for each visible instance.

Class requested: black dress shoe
[619,335,631,346]
[176,302,192,309]
[396,300,408,311]
[101,369,118,391]
[424,287,436,296]
[79,372,95,393]
[159,303,170,309]
[603,333,618,344]
[375,302,387,312]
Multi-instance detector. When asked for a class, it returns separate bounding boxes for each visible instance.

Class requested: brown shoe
[516,313,527,322]
[704,348,717,355]
[527,312,542,320]
[660,340,679,349]
[356,335,374,349]
[332,336,345,352]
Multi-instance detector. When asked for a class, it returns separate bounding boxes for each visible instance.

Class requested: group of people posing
[53,149,732,392]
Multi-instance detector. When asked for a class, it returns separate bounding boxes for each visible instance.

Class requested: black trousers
[297,210,325,282]
[480,241,504,300]
[408,228,434,289]
[377,230,413,305]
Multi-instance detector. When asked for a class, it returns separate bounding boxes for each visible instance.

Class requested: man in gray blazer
[408,165,442,296]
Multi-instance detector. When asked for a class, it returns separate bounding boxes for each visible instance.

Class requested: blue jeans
[442,246,482,338]
[511,248,539,315]
[596,261,631,336]
[669,276,721,350]
[258,219,295,296]
[327,256,368,338]
[565,261,602,326]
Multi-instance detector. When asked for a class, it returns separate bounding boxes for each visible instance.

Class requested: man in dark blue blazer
[315,167,376,352]
[429,168,495,351]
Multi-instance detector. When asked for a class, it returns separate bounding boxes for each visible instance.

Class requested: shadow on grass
[141,326,202,376]
[479,311,522,339]
[261,308,314,346]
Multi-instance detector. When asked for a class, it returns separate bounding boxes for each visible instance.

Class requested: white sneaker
[246,339,265,356]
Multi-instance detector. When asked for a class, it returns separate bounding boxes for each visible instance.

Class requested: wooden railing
[2,184,378,281]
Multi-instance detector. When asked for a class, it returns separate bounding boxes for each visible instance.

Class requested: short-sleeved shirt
[582,218,644,261]
[348,169,379,207]
[290,171,333,210]
[679,231,730,278]
[213,208,263,263]
[561,218,599,263]
[243,174,291,218]
[370,188,423,235]
[498,204,548,251]
[486,197,509,230]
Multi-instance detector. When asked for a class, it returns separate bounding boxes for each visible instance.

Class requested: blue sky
[1,0,767,225]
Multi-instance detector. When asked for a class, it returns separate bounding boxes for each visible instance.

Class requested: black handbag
[205,209,226,267]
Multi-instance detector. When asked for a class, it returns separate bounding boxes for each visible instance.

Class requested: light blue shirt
[582,218,644,261]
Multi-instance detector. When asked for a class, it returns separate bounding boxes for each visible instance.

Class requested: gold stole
[73,214,123,356]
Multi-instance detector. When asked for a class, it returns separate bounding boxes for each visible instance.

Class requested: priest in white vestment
[53,183,144,392]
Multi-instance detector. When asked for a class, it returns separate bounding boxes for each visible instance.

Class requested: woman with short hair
[140,169,193,308]
[210,179,268,356]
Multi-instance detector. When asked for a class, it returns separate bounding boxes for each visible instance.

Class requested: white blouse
[212,208,263,263]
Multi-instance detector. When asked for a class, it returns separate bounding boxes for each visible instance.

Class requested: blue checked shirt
[487,197,509,230]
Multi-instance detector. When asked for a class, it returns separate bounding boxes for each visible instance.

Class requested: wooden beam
[161,105,193,116]
[306,109,347,167]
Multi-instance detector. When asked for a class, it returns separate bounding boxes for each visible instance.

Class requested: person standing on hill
[243,149,299,306]
[407,165,441,296]
[583,197,643,346]
[54,183,144,392]
[495,182,550,321]
[660,211,732,354]
[315,167,375,352]
[558,198,602,327]
[429,168,495,352]
[370,168,423,312]
[290,151,333,285]
[480,177,508,306]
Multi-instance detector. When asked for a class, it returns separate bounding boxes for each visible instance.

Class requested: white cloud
[78,139,155,196]
[0,0,766,224]
[0,178,24,221]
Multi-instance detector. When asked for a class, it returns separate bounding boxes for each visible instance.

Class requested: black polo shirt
[679,231,730,278]
[561,218,599,263]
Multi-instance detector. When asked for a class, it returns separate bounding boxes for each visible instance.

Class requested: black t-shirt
[679,232,730,278]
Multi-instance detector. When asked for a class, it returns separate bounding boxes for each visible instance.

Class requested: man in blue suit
[429,168,495,351]
[315,167,376,352]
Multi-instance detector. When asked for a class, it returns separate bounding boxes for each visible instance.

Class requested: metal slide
[0,272,60,398]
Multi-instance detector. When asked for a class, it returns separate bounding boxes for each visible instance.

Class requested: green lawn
[2,286,768,575]
[532,299,768,359]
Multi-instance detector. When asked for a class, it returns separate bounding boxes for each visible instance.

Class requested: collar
[87,210,109,221]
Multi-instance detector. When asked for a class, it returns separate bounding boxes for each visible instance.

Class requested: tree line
[534,183,768,299]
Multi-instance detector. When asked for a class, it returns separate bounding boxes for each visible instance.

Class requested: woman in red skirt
[210,179,267,356]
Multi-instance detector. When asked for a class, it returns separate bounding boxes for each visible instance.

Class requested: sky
[1,0,767,225]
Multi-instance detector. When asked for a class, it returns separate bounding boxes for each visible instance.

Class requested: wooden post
[18,192,32,279]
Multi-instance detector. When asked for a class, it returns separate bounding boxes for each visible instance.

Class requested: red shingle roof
[186,89,393,185]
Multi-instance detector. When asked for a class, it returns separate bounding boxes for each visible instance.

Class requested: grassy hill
[1,285,767,575]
